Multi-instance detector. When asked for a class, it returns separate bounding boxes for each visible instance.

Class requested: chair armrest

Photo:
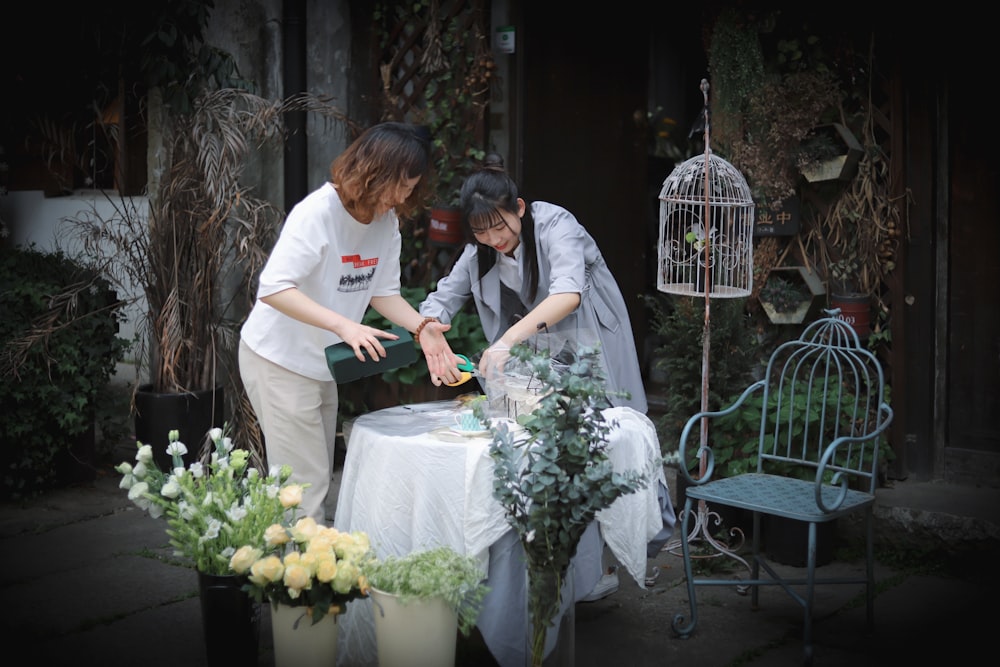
[814,402,894,512]
[675,380,766,487]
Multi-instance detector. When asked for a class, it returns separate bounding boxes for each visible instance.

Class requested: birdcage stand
[654,80,753,587]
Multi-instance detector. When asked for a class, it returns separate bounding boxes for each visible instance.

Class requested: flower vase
[525,564,575,667]
[270,603,340,667]
[197,572,259,667]
[370,587,459,667]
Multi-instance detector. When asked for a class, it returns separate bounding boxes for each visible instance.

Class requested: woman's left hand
[420,321,462,386]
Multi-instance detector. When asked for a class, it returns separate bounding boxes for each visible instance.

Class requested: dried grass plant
[72,88,353,460]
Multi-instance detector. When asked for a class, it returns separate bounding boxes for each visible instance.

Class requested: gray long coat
[419,201,647,413]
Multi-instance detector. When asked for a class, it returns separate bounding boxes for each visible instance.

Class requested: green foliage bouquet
[364,546,490,636]
[230,518,374,625]
[488,340,650,666]
[116,426,300,575]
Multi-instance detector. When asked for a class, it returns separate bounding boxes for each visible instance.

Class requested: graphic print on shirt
[339,254,378,293]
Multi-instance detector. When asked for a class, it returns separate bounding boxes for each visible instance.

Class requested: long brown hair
[330,122,431,222]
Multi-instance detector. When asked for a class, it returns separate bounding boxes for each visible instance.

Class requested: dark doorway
[517,5,707,370]
[945,72,1000,485]
[518,7,651,353]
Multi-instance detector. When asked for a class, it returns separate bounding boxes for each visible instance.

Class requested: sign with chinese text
[754,197,800,237]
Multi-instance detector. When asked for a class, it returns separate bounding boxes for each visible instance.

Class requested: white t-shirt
[240,182,402,381]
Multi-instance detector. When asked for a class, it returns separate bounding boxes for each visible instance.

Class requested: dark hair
[461,153,540,301]
[330,122,431,222]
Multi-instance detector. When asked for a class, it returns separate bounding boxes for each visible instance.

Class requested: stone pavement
[1,441,997,667]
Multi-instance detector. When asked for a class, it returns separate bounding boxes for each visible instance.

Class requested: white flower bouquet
[116,426,302,575]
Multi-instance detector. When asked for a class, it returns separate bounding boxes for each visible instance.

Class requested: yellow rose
[230,546,262,574]
[283,562,313,596]
[279,484,304,509]
[300,553,321,580]
[264,523,289,547]
[332,561,360,593]
[304,530,335,554]
[290,516,319,544]
[248,555,284,586]
[314,554,338,583]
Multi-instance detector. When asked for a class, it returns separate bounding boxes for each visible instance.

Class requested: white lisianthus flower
[166,441,188,458]
[127,481,149,503]
[132,460,150,478]
[227,505,248,523]
[190,462,205,478]
[160,477,182,499]
[136,444,154,464]
[208,427,223,442]
[203,518,222,540]
[178,499,196,521]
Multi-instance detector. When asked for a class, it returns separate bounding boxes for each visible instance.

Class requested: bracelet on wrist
[414,317,438,344]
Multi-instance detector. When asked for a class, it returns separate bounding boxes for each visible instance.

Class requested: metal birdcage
[657,134,754,299]
[657,81,756,574]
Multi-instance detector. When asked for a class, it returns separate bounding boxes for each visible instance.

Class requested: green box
[324,326,417,383]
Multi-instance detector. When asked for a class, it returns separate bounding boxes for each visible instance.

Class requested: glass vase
[524,564,575,667]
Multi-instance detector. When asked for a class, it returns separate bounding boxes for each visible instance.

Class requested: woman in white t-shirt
[240,122,462,523]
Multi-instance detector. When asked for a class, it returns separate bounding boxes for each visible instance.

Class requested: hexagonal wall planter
[758,266,826,325]
[801,123,863,183]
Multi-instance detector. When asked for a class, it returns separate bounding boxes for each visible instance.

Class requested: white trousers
[238,340,339,524]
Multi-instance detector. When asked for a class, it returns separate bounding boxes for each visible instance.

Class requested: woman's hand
[336,321,399,362]
[479,340,511,379]
[420,321,462,386]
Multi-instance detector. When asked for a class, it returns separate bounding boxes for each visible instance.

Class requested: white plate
[447,426,491,437]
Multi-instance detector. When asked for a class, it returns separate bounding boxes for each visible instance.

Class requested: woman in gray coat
[419,154,646,413]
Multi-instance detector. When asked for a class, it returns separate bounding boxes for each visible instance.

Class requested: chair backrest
[755,313,888,495]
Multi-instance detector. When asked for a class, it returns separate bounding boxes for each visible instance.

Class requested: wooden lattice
[376,0,492,137]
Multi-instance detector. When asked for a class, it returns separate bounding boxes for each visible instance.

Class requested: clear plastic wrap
[481,331,601,420]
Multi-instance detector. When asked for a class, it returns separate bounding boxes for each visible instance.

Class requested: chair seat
[684,472,875,523]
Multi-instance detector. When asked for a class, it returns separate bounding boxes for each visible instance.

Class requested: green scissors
[446,354,481,387]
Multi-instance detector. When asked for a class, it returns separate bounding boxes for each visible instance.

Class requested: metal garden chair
[671,313,893,665]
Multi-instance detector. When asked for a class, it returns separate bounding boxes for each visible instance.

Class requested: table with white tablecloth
[332,399,674,667]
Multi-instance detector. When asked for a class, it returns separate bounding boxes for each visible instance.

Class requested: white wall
[1,190,148,383]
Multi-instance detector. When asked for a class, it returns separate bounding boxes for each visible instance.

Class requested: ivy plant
[0,246,129,499]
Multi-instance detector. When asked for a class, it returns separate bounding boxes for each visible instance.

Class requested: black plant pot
[763,515,837,567]
[197,572,259,666]
[134,385,224,470]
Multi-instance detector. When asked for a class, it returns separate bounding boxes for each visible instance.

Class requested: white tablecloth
[332,400,673,667]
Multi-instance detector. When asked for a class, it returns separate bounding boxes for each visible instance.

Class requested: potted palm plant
[72,89,350,470]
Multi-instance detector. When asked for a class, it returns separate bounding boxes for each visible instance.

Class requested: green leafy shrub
[640,293,760,458]
[0,246,129,499]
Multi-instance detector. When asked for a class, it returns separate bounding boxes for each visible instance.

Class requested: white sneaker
[580,567,619,602]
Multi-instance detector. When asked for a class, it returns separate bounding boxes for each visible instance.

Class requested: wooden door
[945,75,1000,485]
[518,6,652,350]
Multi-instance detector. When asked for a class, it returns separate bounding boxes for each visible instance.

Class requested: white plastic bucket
[369,588,458,667]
